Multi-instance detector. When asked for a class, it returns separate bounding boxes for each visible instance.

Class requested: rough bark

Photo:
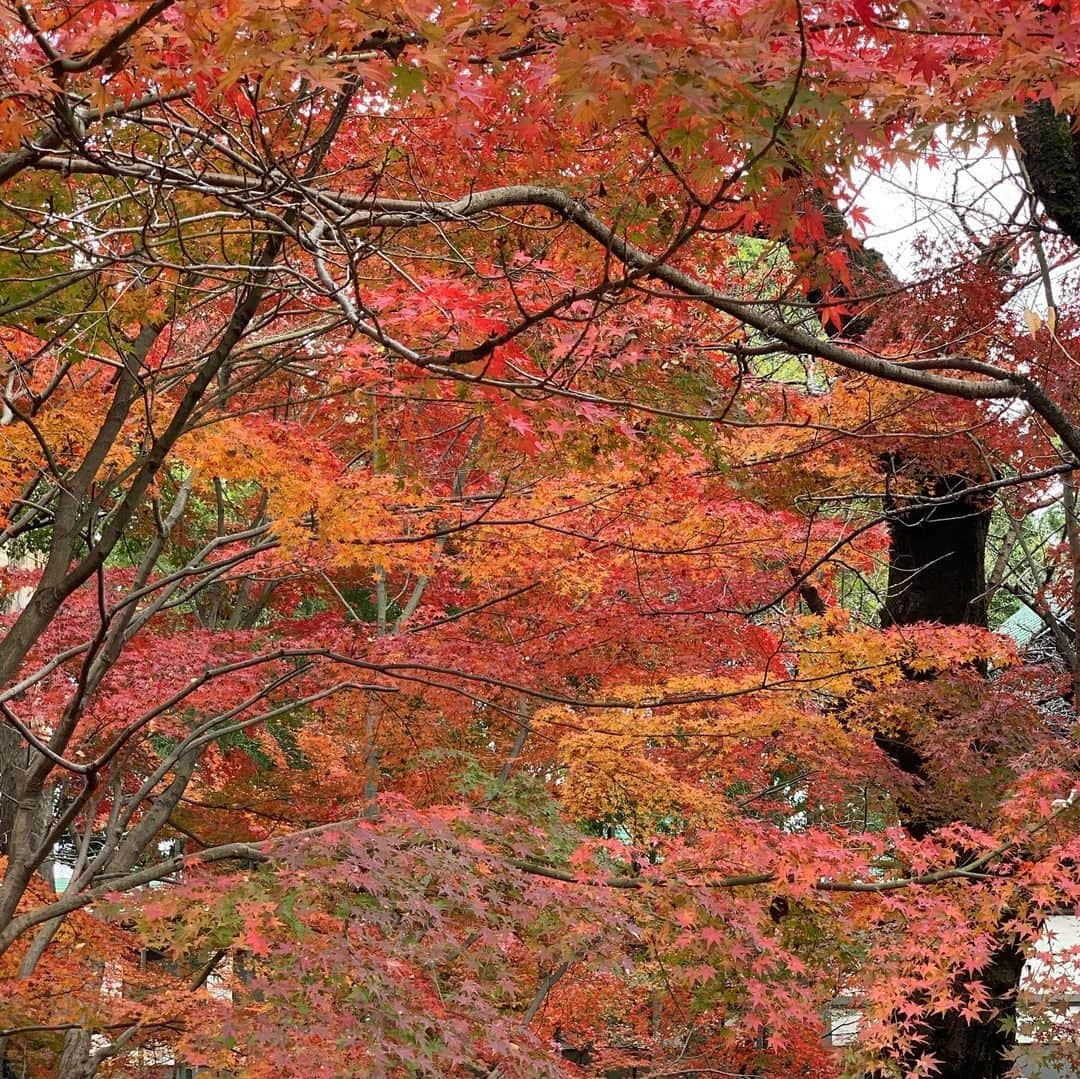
[878,476,1023,1078]
[0,724,27,856]
[1016,100,1080,248]
[0,724,54,860]
[792,186,1027,1075]
[55,1030,93,1079]
[779,189,1027,1071]
[882,474,991,630]
[910,943,1027,1079]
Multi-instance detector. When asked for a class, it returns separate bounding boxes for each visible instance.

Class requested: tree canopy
[1,0,1080,1076]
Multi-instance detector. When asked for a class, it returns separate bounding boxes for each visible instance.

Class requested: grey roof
[998,603,1049,647]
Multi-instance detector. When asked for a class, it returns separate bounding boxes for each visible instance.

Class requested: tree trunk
[0,724,26,857]
[863,94,1080,1077]
[878,475,1024,1078]
[882,474,990,630]
[56,1029,93,1079]
[902,942,1027,1079]
[777,170,1030,1073]
[1015,100,1080,248]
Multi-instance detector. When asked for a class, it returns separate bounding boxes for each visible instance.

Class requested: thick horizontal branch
[347,191,1023,386]
[8,156,1076,451]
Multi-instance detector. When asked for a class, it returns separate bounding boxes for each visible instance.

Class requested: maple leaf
[848,204,873,234]
[911,47,948,87]
[851,0,877,26]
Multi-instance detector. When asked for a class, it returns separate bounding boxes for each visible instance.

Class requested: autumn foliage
[0,0,1080,1076]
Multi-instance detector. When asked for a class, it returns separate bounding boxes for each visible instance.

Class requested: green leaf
[391,63,426,100]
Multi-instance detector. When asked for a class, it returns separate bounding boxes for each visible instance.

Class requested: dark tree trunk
[56,1029,94,1079]
[785,127,1069,1075]
[1016,100,1080,248]
[902,941,1027,1079]
[885,89,1080,1079]
[877,475,1024,1079]
[882,474,991,629]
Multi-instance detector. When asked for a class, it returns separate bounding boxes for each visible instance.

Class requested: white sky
[853,140,1073,315]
